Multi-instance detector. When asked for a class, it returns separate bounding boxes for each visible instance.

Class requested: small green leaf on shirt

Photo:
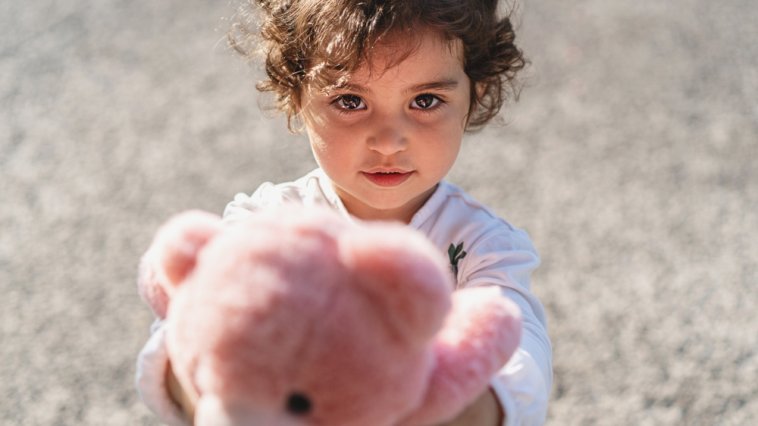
[448,242,467,276]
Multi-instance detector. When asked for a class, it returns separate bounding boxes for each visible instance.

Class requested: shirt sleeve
[458,230,553,426]
[135,319,190,426]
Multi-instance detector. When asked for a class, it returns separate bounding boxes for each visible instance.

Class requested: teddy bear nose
[285,392,312,416]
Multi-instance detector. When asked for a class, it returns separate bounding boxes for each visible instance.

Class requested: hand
[166,362,198,422]
[435,388,503,426]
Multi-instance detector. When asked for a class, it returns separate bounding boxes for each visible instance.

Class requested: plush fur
[138,205,522,425]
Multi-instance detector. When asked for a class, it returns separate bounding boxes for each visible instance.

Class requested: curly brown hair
[229,0,526,131]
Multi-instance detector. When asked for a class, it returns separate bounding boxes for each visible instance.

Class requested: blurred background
[1,0,756,424]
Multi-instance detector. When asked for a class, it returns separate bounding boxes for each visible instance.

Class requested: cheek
[305,117,337,149]
[305,108,352,144]
[418,108,467,142]
[307,129,329,153]
[426,115,464,165]
[424,94,471,134]
[306,126,355,169]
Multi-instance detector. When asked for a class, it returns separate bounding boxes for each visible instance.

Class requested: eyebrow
[335,79,460,95]
[406,79,460,94]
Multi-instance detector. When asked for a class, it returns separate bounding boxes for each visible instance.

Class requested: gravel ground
[2,0,756,424]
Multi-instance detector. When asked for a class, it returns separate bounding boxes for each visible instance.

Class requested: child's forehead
[317,29,465,89]
[370,29,463,67]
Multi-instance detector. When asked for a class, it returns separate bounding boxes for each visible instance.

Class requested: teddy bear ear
[338,224,453,344]
[145,210,223,291]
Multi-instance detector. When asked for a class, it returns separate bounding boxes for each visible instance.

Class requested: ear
[338,223,453,345]
[474,81,487,100]
[137,210,222,317]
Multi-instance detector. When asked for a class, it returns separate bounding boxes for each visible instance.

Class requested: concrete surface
[1,0,756,424]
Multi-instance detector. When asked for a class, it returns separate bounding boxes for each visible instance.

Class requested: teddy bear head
[144,206,458,425]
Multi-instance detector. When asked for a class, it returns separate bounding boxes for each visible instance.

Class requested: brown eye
[335,95,365,110]
[412,94,440,109]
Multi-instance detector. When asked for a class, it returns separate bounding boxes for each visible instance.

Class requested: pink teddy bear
[138,205,522,425]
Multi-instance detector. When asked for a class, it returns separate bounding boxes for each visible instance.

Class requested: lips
[361,169,413,187]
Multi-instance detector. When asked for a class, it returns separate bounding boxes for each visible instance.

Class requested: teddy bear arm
[399,286,522,426]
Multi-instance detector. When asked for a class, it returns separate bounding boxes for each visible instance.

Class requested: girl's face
[300,29,471,223]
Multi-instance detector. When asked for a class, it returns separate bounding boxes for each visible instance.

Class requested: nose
[366,117,409,156]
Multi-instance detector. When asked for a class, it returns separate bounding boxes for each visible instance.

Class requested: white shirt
[137,168,552,425]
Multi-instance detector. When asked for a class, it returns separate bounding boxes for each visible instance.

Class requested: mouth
[361,169,413,187]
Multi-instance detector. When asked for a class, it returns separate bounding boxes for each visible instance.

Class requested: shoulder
[416,182,535,251]
[415,182,539,289]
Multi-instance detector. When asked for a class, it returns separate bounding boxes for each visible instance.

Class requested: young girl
[137,0,552,424]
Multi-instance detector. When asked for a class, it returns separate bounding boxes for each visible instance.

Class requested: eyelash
[330,94,445,114]
[411,94,442,110]
[332,95,365,112]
